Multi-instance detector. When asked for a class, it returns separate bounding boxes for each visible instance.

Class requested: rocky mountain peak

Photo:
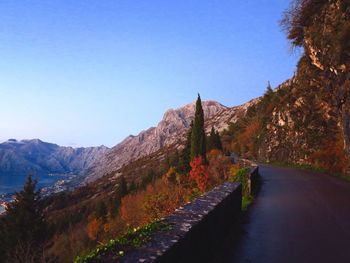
[83,100,249,182]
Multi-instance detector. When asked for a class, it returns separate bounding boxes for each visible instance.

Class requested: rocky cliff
[226,0,350,175]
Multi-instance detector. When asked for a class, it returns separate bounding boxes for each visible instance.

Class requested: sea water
[0,174,67,195]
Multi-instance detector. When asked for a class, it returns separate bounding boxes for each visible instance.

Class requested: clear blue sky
[0,0,299,147]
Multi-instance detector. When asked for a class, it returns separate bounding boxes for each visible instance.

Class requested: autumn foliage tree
[87,218,102,241]
[189,156,209,192]
[120,192,147,227]
[207,149,232,185]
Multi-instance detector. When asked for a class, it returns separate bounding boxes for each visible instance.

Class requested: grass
[74,220,171,263]
[242,196,253,211]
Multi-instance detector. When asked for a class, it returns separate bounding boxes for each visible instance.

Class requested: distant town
[0,174,78,215]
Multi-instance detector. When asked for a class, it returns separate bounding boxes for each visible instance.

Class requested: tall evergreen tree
[207,127,216,151]
[0,175,48,263]
[119,176,128,197]
[190,94,207,162]
[179,121,193,173]
[207,126,223,152]
[95,201,108,222]
[214,130,223,151]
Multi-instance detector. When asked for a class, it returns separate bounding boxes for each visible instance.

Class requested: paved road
[223,165,350,263]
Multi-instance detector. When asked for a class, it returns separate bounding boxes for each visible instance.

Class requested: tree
[95,201,107,222]
[264,81,273,97]
[190,94,207,163]
[207,127,215,151]
[140,169,155,189]
[207,127,223,152]
[189,156,209,192]
[214,130,223,151]
[260,82,275,113]
[280,0,327,47]
[128,181,137,193]
[87,218,102,241]
[0,175,48,263]
[119,176,128,197]
[164,167,177,184]
[179,121,193,173]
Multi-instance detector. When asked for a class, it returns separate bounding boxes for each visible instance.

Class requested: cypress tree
[96,201,108,222]
[179,121,193,173]
[207,126,216,152]
[119,176,128,197]
[207,126,223,151]
[190,94,207,162]
[214,130,223,150]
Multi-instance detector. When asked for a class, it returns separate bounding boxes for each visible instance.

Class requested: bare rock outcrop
[83,100,255,182]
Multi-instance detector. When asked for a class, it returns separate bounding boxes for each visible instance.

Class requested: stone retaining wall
[248,165,260,196]
[121,182,242,263]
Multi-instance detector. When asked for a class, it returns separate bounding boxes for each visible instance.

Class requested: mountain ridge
[82,99,257,182]
[0,98,259,186]
[0,139,108,178]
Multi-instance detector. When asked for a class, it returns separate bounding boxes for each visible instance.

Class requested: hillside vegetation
[0,1,349,262]
[224,0,350,175]
[0,96,251,263]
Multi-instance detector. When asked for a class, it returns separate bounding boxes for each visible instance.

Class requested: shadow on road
[205,174,264,263]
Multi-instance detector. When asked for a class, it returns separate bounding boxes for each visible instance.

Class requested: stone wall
[121,182,243,263]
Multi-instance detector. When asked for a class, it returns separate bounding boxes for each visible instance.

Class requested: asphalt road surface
[222,165,350,263]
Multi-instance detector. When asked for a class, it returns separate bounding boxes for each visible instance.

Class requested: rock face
[0,139,108,177]
[224,0,350,175]
[300,0,350,174]
[84,100,253,182]
[289,0,350,173]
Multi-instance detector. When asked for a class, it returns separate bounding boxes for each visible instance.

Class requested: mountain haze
[0,139,108,178]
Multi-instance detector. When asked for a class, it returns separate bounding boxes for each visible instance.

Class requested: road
[221,165,350,263]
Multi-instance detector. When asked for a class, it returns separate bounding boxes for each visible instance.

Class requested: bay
[0,174,68,195]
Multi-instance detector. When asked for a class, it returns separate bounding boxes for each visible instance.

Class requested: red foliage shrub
[189,156,209,192]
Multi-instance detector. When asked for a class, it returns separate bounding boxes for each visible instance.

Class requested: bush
[229,167,251,196]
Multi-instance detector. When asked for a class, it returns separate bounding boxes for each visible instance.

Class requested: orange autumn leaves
[87,218,102,240]
[189,156,209,192]
[310,132,349,174]
[86,149,235,241]
[119,175,191,227]
[119,149,233,229]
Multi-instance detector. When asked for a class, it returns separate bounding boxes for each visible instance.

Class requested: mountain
[82,100,257,182]
[18,2,350,262]
[0,139,108,177]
